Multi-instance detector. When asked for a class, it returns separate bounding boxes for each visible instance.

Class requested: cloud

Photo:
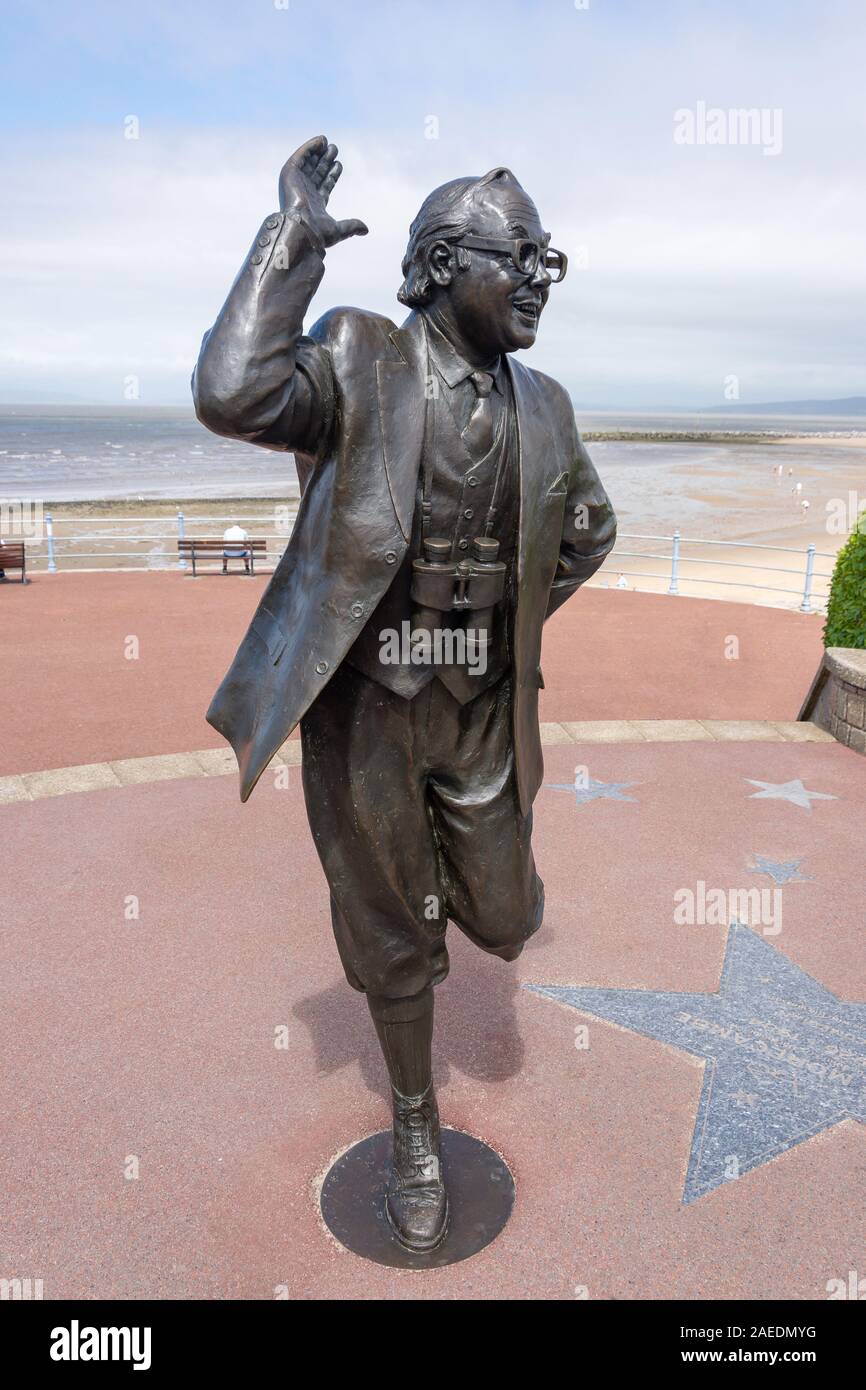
[1,0,864,406]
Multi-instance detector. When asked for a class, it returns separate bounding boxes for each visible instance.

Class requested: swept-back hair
[398,167,518,308]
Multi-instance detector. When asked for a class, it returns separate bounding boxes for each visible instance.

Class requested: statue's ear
[427,239,456,287]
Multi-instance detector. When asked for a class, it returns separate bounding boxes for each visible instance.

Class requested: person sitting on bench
[222,524,250,574]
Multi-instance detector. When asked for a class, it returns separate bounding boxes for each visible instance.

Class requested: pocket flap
[251,609,287,665]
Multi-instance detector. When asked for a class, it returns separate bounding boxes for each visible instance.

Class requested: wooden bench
[0,542,27,583]
[178,538,266,577]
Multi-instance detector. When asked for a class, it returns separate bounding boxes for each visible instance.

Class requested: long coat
[192,210,617,811]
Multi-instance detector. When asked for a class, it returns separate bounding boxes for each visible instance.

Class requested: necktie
[462,369,497,458]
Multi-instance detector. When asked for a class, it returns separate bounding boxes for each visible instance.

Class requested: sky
[0,0,864,409]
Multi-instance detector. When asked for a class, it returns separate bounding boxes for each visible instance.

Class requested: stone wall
[799,648,866,754]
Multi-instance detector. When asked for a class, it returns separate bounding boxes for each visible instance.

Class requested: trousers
[299,661,544,999]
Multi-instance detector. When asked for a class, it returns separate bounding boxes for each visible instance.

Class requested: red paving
[1,739,863,1299]
[1,572,823,775]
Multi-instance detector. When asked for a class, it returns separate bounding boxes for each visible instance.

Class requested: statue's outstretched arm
[192,136,367,456]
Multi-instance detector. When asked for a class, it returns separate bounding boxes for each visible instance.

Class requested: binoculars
[411,535,506,663]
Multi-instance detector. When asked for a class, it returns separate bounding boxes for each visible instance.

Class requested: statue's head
[398,168,566,357]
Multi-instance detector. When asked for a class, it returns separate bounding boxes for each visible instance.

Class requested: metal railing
[592,529,833,613]
[20,513,835,613]
[31,511,296,574]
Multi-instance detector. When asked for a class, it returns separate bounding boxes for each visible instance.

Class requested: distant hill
[697,396,866,416]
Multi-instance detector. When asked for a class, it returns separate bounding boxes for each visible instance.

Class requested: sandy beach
[9,430,862,612]
[579,432,863,610]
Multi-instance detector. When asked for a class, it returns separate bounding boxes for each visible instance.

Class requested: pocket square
[547,470,569,497]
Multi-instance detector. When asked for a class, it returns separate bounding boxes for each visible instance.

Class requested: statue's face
[437,182,552,357]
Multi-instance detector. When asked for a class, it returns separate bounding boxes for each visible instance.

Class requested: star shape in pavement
[745,778,837,811]
[546,775,638,807]
[750,854,813,885]
[525,922,866,1203]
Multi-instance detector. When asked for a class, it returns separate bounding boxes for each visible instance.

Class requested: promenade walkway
[1,572,823,775]
[2,571,862,1301]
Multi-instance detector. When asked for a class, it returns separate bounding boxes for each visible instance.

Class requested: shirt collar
[423,313,505,395]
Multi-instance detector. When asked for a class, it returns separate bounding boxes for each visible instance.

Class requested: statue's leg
[367,988,433,1098]
[300,667,449,1250]
[366,986,447,1251]
[428,675,545,959]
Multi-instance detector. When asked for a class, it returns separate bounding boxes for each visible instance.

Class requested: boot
[367,989,448,1252]
[386,1082,448,1251]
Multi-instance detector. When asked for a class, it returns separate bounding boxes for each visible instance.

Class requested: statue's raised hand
[278,136,368,248]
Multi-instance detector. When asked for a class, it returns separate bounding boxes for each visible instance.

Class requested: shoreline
[29,429,866,511]
[584,429,866,443]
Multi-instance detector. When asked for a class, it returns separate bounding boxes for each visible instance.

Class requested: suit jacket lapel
[376,312,428,541]
[505,354,558,584]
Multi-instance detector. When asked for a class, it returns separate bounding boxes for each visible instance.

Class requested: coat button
[467,476,479,487]
[350,602,364,618]
[257,235,271,247]
[315,660,329,674]
[264,215,280,230]
[384,551,397,564]
[250,253,263,265]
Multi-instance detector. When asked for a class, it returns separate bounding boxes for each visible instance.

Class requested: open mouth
[512,298,541,325]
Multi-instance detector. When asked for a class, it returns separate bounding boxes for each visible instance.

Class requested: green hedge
[823,513,866,649]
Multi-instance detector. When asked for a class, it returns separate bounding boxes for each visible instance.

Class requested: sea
[1,404,864,505]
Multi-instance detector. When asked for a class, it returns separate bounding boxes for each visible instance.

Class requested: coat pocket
[251,608,287,665]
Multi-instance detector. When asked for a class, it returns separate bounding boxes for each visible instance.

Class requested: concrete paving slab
[21,762,121,799]
[629,720,714,741]
[699,720,784,741]
[277,740,303,766]
[561,720,645,742]
[110,753,206,785]
[193,747,239,776]
[540,722,573,744]
[0,774,30,804]
[772,720,836,742]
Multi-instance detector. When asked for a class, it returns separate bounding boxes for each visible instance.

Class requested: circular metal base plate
[320,1127,515,1269]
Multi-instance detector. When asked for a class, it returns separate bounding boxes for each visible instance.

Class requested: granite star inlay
[545,774,639,807]
[750,855,813,885]
[745,778,837,812]
[526,922,866,1203]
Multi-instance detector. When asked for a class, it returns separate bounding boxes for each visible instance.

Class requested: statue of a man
[194,136,616,1253]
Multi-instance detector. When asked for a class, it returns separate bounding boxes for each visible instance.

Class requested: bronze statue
[193,136,616,1254]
